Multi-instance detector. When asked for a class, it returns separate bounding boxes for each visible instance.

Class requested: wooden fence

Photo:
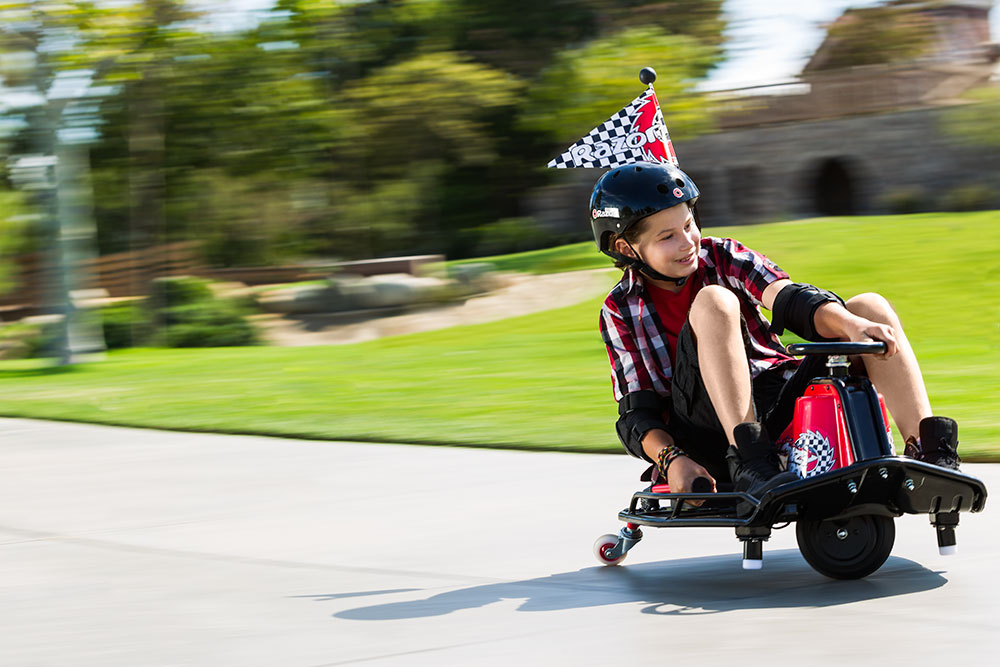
[0,244,443,320]
[0,242,200,319]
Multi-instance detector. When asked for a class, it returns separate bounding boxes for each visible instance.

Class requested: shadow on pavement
[329,550,946,620]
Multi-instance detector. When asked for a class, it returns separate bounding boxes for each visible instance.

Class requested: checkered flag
[546,85,678,169]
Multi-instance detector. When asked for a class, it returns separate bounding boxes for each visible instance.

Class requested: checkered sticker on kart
[546,86,678,169]
[781,429,837,479]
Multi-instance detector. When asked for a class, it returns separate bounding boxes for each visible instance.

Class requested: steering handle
[786,341,887,356]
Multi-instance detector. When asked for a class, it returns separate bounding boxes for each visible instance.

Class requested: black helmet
[589,161,700,253]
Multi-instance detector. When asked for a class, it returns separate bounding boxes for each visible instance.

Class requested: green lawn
[1,212,998,459]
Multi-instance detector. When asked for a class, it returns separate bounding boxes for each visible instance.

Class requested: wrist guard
[615,390,668,461]
[768,283,845,342]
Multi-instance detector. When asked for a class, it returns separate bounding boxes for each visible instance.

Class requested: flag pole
[638,66,678,165]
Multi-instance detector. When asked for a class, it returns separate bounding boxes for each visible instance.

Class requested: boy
[593,161,961,498]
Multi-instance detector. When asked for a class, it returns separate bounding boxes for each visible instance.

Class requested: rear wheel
[796,515,895,579]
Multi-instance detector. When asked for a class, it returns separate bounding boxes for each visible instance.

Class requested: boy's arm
[762,279,898,356]
[761,278,792,311]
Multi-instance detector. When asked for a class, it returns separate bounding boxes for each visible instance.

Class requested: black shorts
[668,321,828,482]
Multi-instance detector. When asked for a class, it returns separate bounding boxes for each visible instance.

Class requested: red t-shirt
[645,278,698,362]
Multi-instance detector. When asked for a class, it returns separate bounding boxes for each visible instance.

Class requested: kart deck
[618,457,988,529]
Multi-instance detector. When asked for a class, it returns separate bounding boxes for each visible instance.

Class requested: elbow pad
[769,283,845,342]
[615,391,668,461]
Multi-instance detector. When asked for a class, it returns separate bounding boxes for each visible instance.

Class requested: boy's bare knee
[846,292,896,323]
[690,286,740,332]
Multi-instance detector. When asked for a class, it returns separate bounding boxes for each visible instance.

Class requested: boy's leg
[686,286,755,438]
[845,293,959,468]
[844,293,931,442]
[682,286,798,494]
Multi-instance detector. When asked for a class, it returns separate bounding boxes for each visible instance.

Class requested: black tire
[796,515,895,580]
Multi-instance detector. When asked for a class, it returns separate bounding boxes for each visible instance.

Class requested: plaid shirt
[600,236,797,404]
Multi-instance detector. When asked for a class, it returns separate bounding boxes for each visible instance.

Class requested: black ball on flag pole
[639,67,657,85]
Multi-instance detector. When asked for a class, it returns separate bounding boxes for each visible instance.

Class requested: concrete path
[1,418,997,666]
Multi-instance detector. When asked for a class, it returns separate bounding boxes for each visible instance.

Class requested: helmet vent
[612,170,620,178]
[675,178,685,187]
[634,166,643,172]
[656,184,670,194]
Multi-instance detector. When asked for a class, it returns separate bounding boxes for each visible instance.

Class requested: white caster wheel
[593,533,626,566]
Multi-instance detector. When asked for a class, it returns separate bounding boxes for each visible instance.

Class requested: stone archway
[813,158,857,216]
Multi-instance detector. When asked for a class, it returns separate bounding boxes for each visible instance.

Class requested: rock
[257,274,456,314]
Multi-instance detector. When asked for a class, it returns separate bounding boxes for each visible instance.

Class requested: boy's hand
[842,316,898,358]
[815,302,898,358]
[666,455,717,506]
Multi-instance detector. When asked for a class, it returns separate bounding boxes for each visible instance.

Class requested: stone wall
[529,105,1000,232]
[673,106,1000,225]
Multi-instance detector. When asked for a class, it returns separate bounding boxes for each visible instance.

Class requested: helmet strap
[602,246,688,286]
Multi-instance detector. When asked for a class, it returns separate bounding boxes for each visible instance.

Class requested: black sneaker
[904,416,961,471]
[727,422,800,499]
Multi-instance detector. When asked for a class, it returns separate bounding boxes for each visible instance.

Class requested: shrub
[469,217,557,257]
[882,187,928,214]
[0,319,61,359]
[157,301,258,347]
[100,301,152,350]
[940,184,995,212]
[149,276,215,310]
[144,276,259,347]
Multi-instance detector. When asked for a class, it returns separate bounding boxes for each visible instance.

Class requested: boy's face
[616,203,700,284]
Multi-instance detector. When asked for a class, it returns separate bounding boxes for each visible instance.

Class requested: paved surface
[1,418,997,666]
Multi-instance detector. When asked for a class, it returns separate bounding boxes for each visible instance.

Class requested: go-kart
[593,341,988,579]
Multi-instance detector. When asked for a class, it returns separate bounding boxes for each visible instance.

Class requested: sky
[207,0,999,91]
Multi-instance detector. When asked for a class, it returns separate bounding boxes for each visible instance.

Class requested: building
[532,1,1000,231]
[678,0,1000,225]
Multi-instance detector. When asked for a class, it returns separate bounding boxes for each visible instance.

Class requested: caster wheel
[796,514,895,580]
[593,533,626,566]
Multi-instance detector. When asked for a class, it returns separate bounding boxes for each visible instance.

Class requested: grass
[447,242,608,275]
[0,211,998,459]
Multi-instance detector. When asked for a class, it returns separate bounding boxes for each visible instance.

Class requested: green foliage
[520,27,717,144]
[0,189,34,296]
[940,185,996,212]
[806,5,934,72]
[149,276,258,347]
[337,52,523,171]
[882,187,929,215]
[150,276,214,309]
[445,0,599,77]
[100,301,152,350]
[605,1,727,58]
[449,241,607,275]
[464,217,559,257]
[158,302,259,348]
[0,321,49,360]
[3,0,728,267]
[941,87,1000,149]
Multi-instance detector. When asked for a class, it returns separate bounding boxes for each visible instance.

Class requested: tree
[328,51,524,257]
[519,27,718,146]
[942,87,1000,148]
[804,5,933,73]
[3,0,731,268]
